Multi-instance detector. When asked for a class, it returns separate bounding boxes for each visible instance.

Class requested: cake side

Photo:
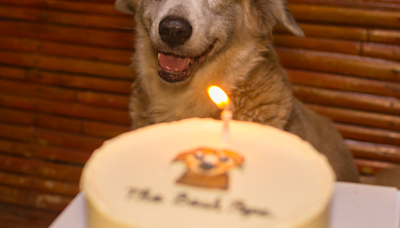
[81,118,335,228]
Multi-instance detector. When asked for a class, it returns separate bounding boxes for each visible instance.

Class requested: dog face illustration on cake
[174,148,244,190]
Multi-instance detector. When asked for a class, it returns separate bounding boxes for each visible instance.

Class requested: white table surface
[50,182,400,228]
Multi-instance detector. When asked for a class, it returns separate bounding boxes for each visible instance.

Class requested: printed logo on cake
[173,148,244,189]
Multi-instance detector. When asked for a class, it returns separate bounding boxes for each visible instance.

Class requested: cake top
[81,118,335,228]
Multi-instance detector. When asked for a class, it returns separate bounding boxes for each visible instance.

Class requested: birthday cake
[80,118,335,228]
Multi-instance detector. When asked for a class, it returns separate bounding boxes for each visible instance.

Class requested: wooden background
[0,0,399,227]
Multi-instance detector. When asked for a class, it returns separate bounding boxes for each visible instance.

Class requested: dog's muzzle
[157,43,215,83]
[157,16,215,83]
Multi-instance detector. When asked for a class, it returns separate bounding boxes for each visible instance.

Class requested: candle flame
[208,85,230,109]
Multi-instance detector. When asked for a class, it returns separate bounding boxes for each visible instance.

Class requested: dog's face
[174,148,244,176]
[115,0,303,84]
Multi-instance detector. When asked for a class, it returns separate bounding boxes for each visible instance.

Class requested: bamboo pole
[0,36,132,64]
[361,42,400,62]
[287,0,400,11]
[275,23,367,41]
[0,93,131,124]
[0,66,26,80]
[0,107,130,138]
[277,47,400,82]
[307,104,400,131]
[273,35,361,55]
[0,172,79,196]
[0,50,132,79]
[355,158,398,175]
[287,69,400,98]
[77,91,130,110]
[0,5,134,29]
[25,68,132,94]
[83,122,130,138]
[0,0,126,16]
[0,154,82,182]
[368,29,400,45]
[0,139,90,164]
[293,85,400,115]
[336,123,400,147]
[347,140,400,163]
[0,21,134,49]
[0,185,72,211]
[0,201,58,227]
[0,79,77,102]
[288,4,400,29]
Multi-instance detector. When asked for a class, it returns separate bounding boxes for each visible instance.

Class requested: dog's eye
[220,156,230,162]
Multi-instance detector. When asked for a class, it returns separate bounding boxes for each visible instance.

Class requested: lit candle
[207,85,233,142]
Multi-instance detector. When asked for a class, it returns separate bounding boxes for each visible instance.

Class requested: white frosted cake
[80,118,335,228]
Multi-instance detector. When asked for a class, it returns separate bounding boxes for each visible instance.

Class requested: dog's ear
[233,155,244,168]
[173,152,189,162]
[273,1,304,37]
[115,0,135,15]
[225,151,244,168]
[255,0,304,37]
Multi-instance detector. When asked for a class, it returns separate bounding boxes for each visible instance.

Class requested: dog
[114,0,359,182]
[174,148,244,189]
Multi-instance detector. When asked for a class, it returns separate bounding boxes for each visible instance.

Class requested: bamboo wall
[0,0,399,227]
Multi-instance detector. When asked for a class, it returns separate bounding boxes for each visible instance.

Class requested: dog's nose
[200,163,214,170]
[159,16,192,48]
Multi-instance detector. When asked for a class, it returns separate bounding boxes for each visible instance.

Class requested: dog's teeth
[158,53,161,60]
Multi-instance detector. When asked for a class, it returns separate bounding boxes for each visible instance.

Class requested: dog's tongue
[159,53,189,72]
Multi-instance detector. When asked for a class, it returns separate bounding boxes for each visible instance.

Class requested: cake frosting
[80,118,335,228]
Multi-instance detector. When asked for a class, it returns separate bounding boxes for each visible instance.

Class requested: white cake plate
[50,182,400,228]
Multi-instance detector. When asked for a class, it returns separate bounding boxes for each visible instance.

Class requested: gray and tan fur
[115,0,359,182]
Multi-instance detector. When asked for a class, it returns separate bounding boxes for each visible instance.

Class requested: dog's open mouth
[158,42,215,83]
